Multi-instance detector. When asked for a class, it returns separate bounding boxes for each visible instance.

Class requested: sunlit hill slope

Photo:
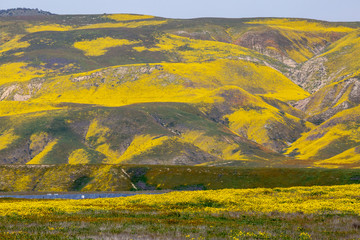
[1,11,360,168]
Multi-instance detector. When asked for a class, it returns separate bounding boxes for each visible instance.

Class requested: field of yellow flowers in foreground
[2,184,360,239]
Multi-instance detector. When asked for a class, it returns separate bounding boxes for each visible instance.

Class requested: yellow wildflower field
[1,184,360,216]
[73,37,141,56]
[1,184,360,239]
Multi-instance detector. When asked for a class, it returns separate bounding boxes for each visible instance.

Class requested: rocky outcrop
[234,29,298,67]
[0,78,45,101]
[0,8,54,17]
[289,57,328,92]
[288,56,355,93]
[294,78,360,124]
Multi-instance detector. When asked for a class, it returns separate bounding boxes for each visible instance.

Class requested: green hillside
[0,103,282,165]
[1,165,360,192]
[1,13,360,168]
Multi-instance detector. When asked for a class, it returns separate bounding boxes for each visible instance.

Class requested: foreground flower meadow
[1,184,360,239]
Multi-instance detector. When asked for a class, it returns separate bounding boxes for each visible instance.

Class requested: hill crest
[0,8,54,17]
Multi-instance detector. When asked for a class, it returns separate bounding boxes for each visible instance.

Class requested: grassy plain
[1,184,360,239]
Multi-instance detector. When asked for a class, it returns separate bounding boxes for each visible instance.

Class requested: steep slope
[0,59,309,153]
[288,30,360,130]
[294,77,360,124]
[197,86,311,152]
[239,19,353,65]
[0,103,281,166]
[290,29,360,93]
[282,28,360,167]
[167,18,354,68]
[286,106,360,168]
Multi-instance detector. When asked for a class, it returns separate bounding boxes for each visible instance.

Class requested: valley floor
[1,184,360,239]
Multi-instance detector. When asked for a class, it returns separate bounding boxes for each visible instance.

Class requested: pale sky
[1,0,359,22]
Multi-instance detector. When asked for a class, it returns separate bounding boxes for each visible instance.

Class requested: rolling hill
[1,11,360,168]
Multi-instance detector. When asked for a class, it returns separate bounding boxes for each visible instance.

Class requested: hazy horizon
[1,0,359,22]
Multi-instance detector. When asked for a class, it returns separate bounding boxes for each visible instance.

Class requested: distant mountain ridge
[0,8,54,17]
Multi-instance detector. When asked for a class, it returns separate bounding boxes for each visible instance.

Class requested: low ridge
[0,8,54,17]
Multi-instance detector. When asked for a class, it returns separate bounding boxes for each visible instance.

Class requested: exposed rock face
[234,29,297,67]
[349,79,360,103]
[294,78,360,124]
[72,65,163,83]
[288,56,355,94]
[0,79,45,101]
[0,85,18,101]
[289,57,328,93]
[0,8,54,17]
